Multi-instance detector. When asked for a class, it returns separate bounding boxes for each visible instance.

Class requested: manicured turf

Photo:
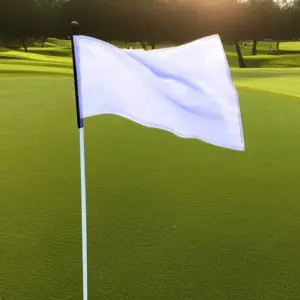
[280,41,300,51]
[2,39,300,71]
[1,42,300,300]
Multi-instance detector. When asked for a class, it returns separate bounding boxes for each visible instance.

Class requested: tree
[0,0,42,51]
[246,0,281,55]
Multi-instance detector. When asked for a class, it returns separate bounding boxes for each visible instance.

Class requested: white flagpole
[79,127,88,300]
[71,21,88,300]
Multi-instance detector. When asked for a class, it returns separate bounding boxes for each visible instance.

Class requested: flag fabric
[72,34,245,151]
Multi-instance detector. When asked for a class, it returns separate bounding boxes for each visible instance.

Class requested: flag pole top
[70,20,83,128]
[71,21,80,35]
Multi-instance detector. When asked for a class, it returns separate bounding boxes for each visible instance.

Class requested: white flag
[73,35,245,151]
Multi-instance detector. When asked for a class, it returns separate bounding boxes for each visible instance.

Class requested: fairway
[1,69,300,300]
[280,41,300,51]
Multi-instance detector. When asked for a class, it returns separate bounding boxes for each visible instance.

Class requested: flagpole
[71,21,88,300]
[78,126,88,300]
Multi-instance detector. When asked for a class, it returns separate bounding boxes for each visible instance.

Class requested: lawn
[280,41,300,51]
[2,39,300,71]
[1,42,300,300]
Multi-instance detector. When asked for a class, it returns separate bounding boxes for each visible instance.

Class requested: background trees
[0,0,299,47]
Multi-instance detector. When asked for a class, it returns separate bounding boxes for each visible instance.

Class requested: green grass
[223,41,300,68]
[26,47,72,56]
[0,48,72,74]
[0,50,70,63]
[280,41,300,51]
[1,42,300,300]
[231,68,300,98]
[2,39,300,73]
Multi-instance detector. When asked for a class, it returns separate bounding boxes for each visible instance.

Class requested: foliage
[0,0,300,42]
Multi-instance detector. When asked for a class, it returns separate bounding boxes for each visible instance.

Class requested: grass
[1,40,300,300]
[1,39,300,72]
[224,42,300,68]
[280,41,300,51]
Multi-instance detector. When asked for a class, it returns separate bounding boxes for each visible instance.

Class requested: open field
[1,39,300,71]
[279,41,300,51]
[1,40,300,300]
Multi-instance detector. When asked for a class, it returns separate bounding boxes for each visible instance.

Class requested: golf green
[1,74,300,300]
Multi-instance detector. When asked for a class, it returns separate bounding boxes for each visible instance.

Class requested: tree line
[0,0,299,66]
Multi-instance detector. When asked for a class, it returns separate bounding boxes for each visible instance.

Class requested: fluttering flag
[72,35,245,151]
[71,34,245,300]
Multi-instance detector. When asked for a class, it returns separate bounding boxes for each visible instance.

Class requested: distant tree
[276,41,280,49]
[0,0,42,51]
[1,0,299,58]
[34,0,67,44]
[246,0,280,55]
[252,40,258,55]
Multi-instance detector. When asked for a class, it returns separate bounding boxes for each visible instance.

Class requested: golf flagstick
[71,21,88,300]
